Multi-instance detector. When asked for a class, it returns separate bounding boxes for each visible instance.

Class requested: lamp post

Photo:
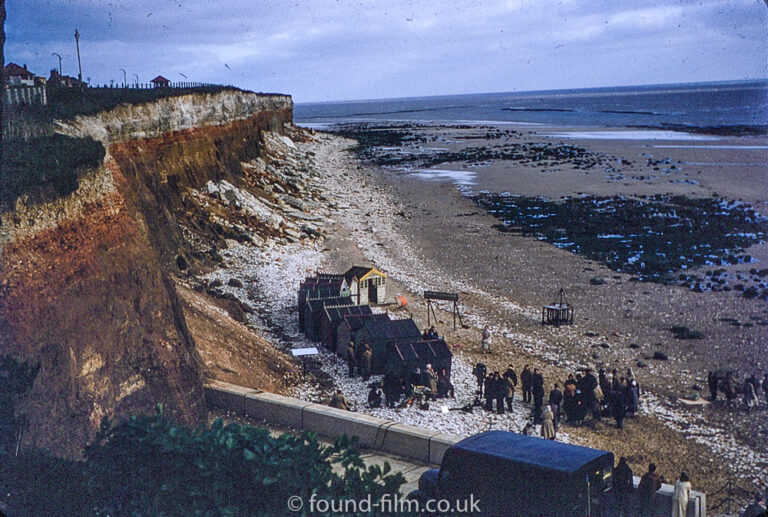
[74,29,83,82]
[51,52,62,75]
[119,68,126,87]
[132,73,138,87]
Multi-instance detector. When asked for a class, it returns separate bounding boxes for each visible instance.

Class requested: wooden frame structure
[424,290,466,331]
[542,288,574,326]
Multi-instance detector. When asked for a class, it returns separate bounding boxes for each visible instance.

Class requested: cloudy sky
[6,0,768,102]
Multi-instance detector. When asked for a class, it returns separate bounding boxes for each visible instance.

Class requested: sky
[6,0,768,103]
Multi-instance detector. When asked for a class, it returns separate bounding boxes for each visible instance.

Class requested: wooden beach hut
[343,266,388,305]
[298,278,350,329]
[320,304,372,349]
[355,318,421,374]
[387,339,453,380]
[336,313,391,357]
[303,296,353,341]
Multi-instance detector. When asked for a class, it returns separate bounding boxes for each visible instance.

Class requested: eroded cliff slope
[0,90,297,455]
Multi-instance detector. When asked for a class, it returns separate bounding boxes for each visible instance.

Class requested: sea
[295,80,768,130]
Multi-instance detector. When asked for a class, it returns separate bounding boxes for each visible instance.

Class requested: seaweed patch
[475,193,768,296]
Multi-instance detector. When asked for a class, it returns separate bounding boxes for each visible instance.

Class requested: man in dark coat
[707,371,718,402]
[548,383,563,430]
[638,463,664,517]
[484,373,496,411]
[521,364,532,403]
[614,457,634,517]
[346,341,357,378]
[613,378,629,429]
[383,371,400,408]
[493,372,506,414]
[360,342,373,381]
[531,368,545,421]
[473,362,487,396]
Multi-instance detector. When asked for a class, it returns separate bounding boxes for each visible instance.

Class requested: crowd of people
[472,361,643,438]
[707,370,768,412]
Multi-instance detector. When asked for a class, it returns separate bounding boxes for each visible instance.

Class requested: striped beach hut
[343,266,388,305]
[335,313,391,356]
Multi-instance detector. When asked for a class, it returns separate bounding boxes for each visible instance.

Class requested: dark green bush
[1,407,407,516]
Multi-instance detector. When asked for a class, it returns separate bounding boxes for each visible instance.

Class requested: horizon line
[294,77,768,106]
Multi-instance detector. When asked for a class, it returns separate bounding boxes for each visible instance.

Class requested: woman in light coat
[743,380,757,412]
[541,404,556,440]
[671,472,691,517]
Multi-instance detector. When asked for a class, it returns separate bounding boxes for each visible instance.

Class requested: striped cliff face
[0,91,293,456]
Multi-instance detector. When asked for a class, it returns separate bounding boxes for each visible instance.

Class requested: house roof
[324,304,373,324]
[360,318,420,341]
[150,75,170,83]
[343,266,387,284]
[340,313,390,331]
[389,339,453,363]
[4,63,34,78]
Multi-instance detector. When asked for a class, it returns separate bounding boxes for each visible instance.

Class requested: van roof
[449,431,612,475]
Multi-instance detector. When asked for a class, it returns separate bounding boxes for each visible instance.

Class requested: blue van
[412,431,614,516]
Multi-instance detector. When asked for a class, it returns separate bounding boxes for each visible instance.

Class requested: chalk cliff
[0,90,299,455]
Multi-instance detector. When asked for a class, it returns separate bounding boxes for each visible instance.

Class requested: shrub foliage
[1,407,407,516]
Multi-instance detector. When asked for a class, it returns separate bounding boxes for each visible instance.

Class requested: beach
[203,120,768,505]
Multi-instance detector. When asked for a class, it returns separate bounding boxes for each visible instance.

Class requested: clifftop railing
[2,83,240,139]
[90,81,224,90]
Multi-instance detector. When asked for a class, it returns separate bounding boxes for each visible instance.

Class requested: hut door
[368,279,378,304]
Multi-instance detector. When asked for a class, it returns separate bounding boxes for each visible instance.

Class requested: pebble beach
[201,122,768,508]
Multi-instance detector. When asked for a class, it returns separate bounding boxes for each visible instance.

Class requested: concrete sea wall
[205,380,706,516]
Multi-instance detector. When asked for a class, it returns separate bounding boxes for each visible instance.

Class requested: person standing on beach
[671,472,691,517]
[502,365,517,410]
[744,377,758,412]
[493,373,506,414]
[613,381,628,429]
[614,457,634,517]
[707,371,718,402]
[532,368,545,421]
[360,342,373,381]
[521,364,532,403]
[383,371,400,408]
[481,326,492,354]
[346,341,357,378]
[484,373,495,411]
[541,404,556,440]
[548,383,563,430]
[638,463,664,517]
[473,362,487,396]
